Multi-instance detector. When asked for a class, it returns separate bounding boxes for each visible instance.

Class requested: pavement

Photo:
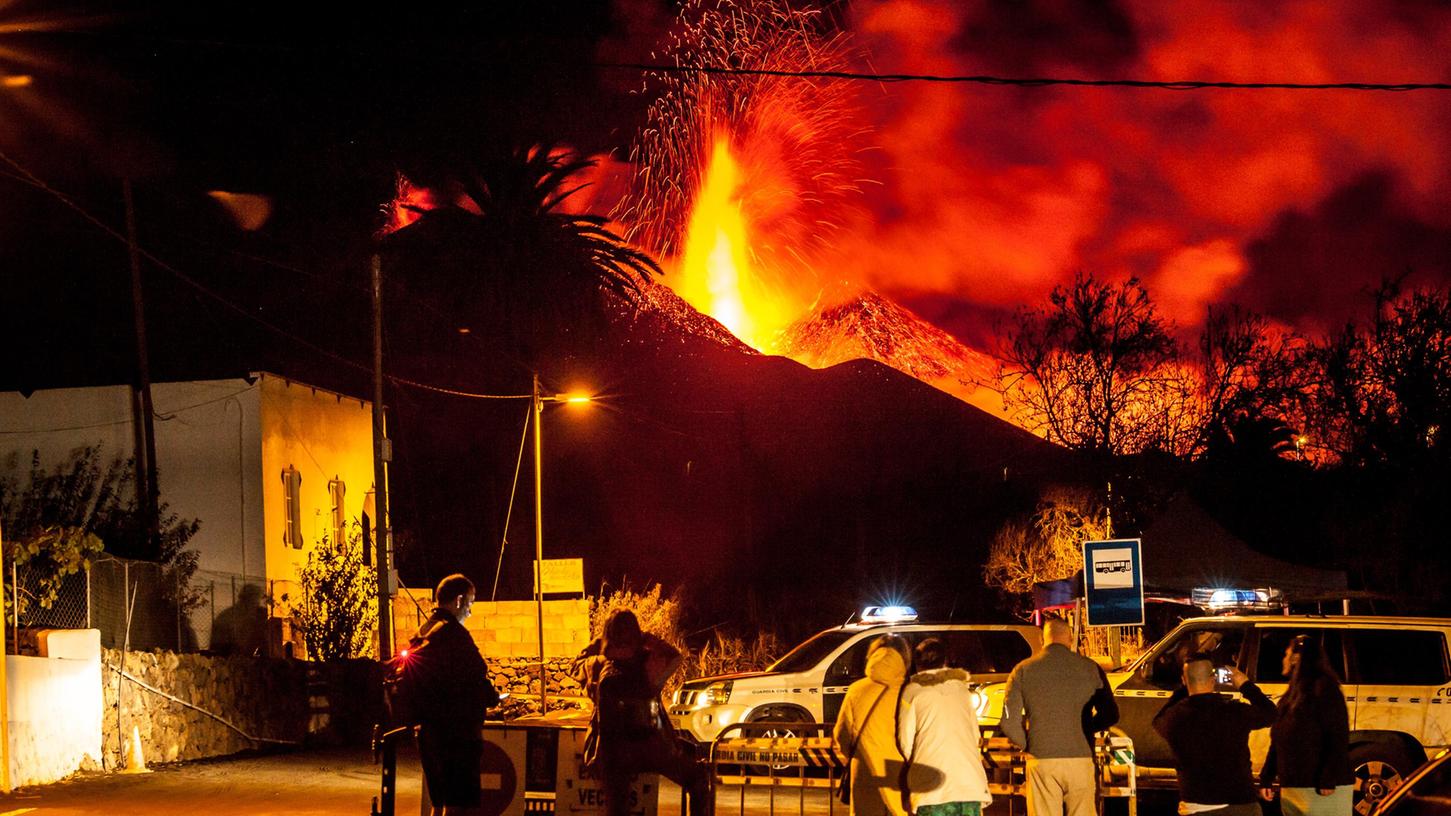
[0,746,419,816]
[0,746,1174,816]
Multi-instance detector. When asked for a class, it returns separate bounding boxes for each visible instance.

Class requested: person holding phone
[1153,653,1277,816]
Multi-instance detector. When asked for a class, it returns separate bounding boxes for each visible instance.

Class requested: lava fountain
[616,0,869,352]
[675,140,801,351]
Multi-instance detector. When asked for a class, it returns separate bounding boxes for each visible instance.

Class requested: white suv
[669,608,1040,745]
[1100,615,1451,813]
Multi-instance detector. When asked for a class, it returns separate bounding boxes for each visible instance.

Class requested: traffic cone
[122,725,149,773]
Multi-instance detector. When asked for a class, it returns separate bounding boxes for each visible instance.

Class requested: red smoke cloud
[829,0,1451,337]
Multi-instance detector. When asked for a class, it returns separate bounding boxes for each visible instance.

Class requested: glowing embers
[674,140,796,352]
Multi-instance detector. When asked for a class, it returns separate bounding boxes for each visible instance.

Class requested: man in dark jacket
[409,574,500,816]
[1152,654,1277,816]
[1002,618,1120,816]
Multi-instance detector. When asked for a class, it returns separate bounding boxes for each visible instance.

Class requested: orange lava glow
[673,140,801,351]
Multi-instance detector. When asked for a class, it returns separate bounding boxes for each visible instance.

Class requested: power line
[0,147,543,403]
[600,62,1451,92]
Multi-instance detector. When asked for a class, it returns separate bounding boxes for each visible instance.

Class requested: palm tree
[380,145,661,372]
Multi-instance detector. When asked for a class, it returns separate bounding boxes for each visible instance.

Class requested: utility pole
[0,516,11,793]
[532,373,548,715]
[371,254,394,659]
[124,180,159,558]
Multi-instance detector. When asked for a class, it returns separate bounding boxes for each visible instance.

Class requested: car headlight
[971,688,989,718]
[706,680,733,706]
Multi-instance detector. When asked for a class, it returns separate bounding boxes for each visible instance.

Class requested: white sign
[1091,547,1135,588]
[534,558,585,595]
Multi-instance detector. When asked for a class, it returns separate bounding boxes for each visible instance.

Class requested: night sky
[3,0,1449,372]
[2,1,1449,617]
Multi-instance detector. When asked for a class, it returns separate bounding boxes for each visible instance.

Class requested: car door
[1248,625,1351,772]
[822,633,876,723]
[1344,628,1449,749]
[1113,622,1250,767]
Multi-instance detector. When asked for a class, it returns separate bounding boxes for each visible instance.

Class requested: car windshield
[767,630,856,674]
[1382,752,1451,816]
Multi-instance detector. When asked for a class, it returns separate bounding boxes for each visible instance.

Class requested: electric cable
[602,61,1451,92]
[491,402,532,602]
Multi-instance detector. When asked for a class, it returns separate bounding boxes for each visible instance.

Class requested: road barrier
[706,723,1136,816]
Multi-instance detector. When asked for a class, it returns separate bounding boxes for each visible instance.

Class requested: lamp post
[530,374,591,715]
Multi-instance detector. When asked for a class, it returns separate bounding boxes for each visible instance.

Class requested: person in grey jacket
[1001,618,1119,816]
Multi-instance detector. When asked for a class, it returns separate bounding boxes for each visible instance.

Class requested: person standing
[897,637,992,816]
[834,634,912,816]
[408,574,500,816]
[1001,618,1120,816]
[1260,635,1353,816]
[1152,655,1277,816]
[576,609,710,816]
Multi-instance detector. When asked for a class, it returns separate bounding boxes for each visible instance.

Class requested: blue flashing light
[860,605,919,623]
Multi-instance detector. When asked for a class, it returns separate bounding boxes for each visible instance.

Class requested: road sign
[1083,539,1144,627]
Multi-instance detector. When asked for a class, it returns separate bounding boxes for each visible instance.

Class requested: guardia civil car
[669,607,1040,745]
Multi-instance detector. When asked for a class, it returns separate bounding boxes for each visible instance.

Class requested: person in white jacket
[897,638,993,816]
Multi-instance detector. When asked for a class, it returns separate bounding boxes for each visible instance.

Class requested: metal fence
[5,555,302,654]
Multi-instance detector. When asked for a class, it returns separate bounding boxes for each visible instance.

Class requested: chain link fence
[5,556,305,655]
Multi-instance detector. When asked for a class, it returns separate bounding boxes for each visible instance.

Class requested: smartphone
[1215,667,1233,685]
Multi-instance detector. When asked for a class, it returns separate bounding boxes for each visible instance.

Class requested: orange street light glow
[563,395,592,404]
[1,75,32,88]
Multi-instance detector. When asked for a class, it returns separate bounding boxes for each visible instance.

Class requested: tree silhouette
[996,273,1190,456]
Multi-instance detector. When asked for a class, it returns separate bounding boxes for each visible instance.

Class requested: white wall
[6,629,103,787]
[0,378,266,582]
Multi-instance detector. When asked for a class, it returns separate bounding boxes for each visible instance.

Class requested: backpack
[383,649,424,727]
[596,658,661,737]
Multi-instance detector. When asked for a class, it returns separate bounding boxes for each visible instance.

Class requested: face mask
[453,594,474,623]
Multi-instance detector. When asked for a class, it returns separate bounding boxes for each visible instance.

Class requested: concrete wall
[257,374,377,600]
[6,630,104,788]
[392,591,592,659]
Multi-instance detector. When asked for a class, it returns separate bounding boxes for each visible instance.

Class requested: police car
[669,606,1041,745]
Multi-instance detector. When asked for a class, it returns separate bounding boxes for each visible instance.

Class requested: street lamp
[531,374,591,714]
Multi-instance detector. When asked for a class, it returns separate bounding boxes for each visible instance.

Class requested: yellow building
[0,371,386,651]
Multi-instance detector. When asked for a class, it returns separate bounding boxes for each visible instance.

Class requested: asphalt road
[0,747,1176,816]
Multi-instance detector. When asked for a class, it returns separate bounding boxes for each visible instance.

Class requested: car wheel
[1351,741,1417,816]
[744,708,811,777]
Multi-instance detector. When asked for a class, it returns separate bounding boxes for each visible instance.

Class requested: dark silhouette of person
[409,574,499,816]
[209,583,266,656]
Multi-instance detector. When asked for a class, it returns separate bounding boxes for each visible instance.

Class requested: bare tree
[996,274,1192,456]
[983,488,1110,610]
[1194,305,1313,461]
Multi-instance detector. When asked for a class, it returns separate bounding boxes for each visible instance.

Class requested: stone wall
[101,648,382,768]
[490,656,588,717]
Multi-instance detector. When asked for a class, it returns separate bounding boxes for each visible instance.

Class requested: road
[0,747,1175,816]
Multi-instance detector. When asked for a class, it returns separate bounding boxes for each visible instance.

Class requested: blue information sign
[1082,538,1144,627]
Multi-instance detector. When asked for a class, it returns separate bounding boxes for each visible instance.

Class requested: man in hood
[898,637,993,816]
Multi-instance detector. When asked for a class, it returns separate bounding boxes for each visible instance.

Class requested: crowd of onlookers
[395,576,1354,816]
[834,618,1352,816]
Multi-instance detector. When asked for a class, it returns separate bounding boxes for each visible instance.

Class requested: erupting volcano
[616,0,1000,407]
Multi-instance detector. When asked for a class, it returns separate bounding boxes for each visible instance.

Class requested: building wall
[6,630,104,788]
[255,374,377,598]
[0,379,266,581]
